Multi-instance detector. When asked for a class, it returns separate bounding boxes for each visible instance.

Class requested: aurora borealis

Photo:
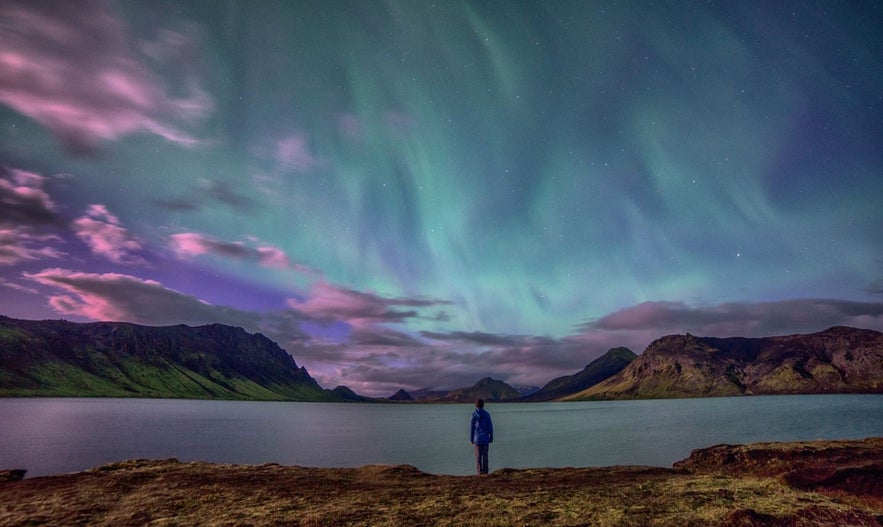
[1,1,881,396]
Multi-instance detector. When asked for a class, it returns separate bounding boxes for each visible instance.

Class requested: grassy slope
[0,359,331,401]
[0,318,333,401]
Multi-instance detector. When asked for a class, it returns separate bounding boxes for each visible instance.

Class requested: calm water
[1,394,881,477]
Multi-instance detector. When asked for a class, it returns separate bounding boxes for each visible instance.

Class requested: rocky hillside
[565,326,883,400]
[523,346,636,401]
[0,315,335,401]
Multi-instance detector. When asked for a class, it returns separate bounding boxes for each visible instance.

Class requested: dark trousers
[474,443,489,474]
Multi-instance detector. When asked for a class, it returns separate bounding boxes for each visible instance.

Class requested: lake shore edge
[2,437,882,526]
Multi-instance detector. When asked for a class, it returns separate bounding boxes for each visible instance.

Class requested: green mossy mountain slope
[0,316,334,401]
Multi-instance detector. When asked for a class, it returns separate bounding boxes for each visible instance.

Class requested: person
[470,398,493,475]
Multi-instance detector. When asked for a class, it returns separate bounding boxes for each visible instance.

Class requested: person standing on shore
[470,398,494,475]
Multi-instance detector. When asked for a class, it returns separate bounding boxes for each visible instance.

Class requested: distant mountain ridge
[524,347,636,401]
[442,377,521,402]
[397,377,523,402]
[565,326,883,400]
[4,315,881,403]
[0,315,336,401]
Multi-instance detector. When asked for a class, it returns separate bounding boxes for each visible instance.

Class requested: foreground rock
[0,471,25,483]
[1,438,881,526]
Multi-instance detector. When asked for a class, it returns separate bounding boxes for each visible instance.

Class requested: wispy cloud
[0,276,38,294]
[0,0,211,153]
[0,168,61,228]
[72,204,144,264]
[25,268,256,328]
[155,180,256,213]
[584,299,883,337]
[572,299,883,360]
[0,167,65,266]
[169,232,316,274]
[0,229,63,266]
[23,267,312,363]
[275,133,320,172]
[286,281,450,328]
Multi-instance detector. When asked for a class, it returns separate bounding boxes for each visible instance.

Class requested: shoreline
[2,438,881,526]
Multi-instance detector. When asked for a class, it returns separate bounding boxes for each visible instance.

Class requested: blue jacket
[470,408,493,445]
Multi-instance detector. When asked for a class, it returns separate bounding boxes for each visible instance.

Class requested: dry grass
[2,439,882,526]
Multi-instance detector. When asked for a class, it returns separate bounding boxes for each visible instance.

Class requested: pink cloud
[275,134,319,172]
[169,232,316,274]
[0,229,63,266]
[0,0,212,153]
[0,167,64,265]
[24,268,254,327]
[0,276,38,294]
[0,168,59,227]
[286,281,447,328]
[72,204,143,264]
[255,246,292,269]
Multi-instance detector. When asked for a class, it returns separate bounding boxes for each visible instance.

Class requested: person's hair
[475,399,484,408]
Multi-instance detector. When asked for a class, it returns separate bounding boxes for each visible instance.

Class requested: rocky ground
[1,438,881,526]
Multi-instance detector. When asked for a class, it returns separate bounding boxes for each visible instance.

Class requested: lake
[1,394,881,477]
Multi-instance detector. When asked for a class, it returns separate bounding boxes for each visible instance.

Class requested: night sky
[2,0,882,396]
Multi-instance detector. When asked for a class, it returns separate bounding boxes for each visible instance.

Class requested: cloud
[0,0,211,153]
[286,281,450,328]
[154,180,257,214]
[169,232,316,274]
[0,229,63,266]
[0,168,61,228]
[584,299,883,337]
[0,168,65,266]
[422,330,552,348]
[202,180,256,211]
[24,268,261,328]
[275,133,320,172]
[72,204,144,264]
[0,276,38,294]
[568,299,883,362]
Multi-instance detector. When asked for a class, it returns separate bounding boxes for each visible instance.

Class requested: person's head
[475,399,484,409]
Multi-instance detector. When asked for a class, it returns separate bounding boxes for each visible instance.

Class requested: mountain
[564,327,883,400]
[388,389,413,401]
[330,385,369,402]
[442,377,521,402]
[407,388,449,401]
[0,315,336,401]
[512,384,541,397]
[523,347,636,401]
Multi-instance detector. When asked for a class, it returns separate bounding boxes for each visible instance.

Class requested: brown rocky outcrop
[566,326,883,400]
